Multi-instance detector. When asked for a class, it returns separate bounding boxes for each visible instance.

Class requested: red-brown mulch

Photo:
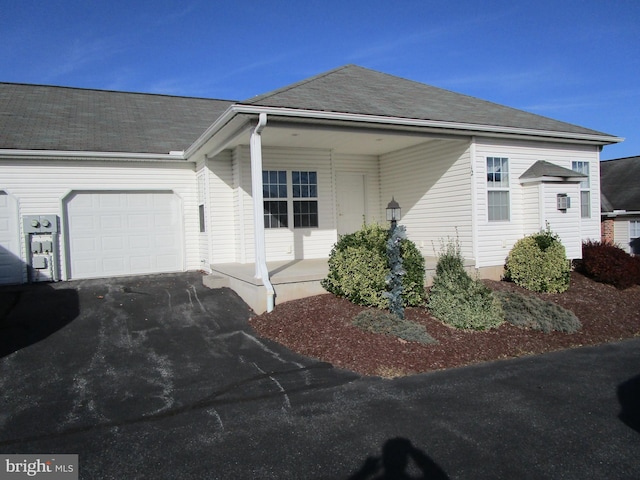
[249,272,640,377]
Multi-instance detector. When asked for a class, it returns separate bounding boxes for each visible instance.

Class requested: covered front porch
[202,256,475,314]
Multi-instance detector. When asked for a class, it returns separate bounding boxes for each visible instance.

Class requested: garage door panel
[66,192,183,279]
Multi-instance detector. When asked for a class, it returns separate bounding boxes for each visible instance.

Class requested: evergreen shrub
[580,240,640,290]
[352,310,437,344]
[495,290,582,333]
[321,223,425,308]
[505,227,570,293]
[427,239,504,330]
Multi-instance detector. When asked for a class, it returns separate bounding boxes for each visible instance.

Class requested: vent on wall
[557,194,570,211]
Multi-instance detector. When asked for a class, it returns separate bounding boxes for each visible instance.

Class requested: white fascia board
[0,149,188,162]
[520,176,584,184]
[230,105,624,145]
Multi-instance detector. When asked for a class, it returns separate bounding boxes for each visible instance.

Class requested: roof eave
[230,105,624,146]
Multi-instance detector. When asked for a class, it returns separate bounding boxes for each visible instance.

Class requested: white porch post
[250,113,268,279]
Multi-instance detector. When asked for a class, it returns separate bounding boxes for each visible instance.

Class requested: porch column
[250,113,268,279]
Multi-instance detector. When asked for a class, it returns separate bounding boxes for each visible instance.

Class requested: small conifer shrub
[427,239,504,330]
[495,290,581,333]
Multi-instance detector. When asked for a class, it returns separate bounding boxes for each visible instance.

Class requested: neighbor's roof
[243,65,615,138]
[600,156,640,212]
[520,160,587,181]
[0,83,234,154]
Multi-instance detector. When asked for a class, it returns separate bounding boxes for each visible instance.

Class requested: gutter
[0,149,187,162]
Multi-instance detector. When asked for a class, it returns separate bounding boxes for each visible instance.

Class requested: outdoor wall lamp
[386,197,401,230]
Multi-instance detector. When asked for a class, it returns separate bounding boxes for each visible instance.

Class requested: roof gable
[0,83,234,154]
[600,156,640,212]
[243,65,612,137]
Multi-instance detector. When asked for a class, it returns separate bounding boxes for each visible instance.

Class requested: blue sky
[1,0,638,160]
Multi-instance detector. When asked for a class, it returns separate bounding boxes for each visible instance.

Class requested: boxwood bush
[580,240,640,289]
[427,240,504,330]
[505,227,570,293]
[321,223,425,308]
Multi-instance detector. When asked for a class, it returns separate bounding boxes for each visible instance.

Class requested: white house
[0,65,622,312]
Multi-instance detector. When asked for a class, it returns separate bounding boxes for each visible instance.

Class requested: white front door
[336,173,366,236]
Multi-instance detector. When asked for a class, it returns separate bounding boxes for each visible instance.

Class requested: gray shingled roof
[600,156,640,212]
[520,160,587,180]
[0,83,234,154]
[243,65,613,137]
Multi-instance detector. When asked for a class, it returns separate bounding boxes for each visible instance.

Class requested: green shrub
[321,223,425,308]
[505,228,570,293]
[495,290,582,333]
[427,240,504,330]
[352,309,437,344]
[580,240,640,289]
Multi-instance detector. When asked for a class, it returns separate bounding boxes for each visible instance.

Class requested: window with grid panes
[487,157,510,221]
[572,161,590,218]
[292,171,318,228]
[263,170,288,228]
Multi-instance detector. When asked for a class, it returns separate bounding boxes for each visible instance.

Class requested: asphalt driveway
[0,272,639,479]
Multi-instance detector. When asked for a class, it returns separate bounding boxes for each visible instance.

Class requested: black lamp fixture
[386,197,401,230]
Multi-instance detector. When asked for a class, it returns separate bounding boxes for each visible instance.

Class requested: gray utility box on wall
[23,215,60,282]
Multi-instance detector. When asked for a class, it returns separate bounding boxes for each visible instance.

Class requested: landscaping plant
[505,226,570,293]
[579,240,640,290]
[321,223,425,309]
[495,290,582,333]
[427,239,504,330]
[352,309,437,345]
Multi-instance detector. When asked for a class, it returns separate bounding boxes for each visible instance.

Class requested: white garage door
[66,191,183,279]
[0,192,23,285]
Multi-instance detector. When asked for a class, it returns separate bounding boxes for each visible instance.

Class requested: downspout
[250,113,275,312]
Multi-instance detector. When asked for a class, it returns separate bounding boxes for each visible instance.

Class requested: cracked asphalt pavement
[1,272,639,479]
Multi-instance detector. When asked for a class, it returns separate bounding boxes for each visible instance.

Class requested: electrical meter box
[22,215,60,282]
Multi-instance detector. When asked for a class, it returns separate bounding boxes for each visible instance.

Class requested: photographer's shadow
[349,437,449,480]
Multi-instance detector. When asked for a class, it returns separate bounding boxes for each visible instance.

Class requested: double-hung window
[263,170,288,228]
[292,171,318,228]
[487,157,510,221]
[571,161,590,218]
[263,170,319,229]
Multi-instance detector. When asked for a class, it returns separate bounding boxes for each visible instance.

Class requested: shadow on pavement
[0,284,79,358]
[618,374,640,433]
[348,437,449,480]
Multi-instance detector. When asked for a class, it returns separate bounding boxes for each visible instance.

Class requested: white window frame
[572,161,591,218]
[486,157,510,222]
[630,220,640,255]
[262,170,319,229]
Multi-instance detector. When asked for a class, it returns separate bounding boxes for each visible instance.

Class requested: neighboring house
[600,156,640,254]
[0,65,622,312]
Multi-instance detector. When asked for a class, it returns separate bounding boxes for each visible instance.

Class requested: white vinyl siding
[0,191,23,284]
[474,138,600,267]
[0,158,198,280]
[380,139,473,260]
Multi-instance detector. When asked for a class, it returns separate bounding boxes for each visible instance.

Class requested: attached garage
[64,191,184,279]
[0,191,23,285]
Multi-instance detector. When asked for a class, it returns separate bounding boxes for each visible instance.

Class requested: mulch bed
[249,272,640,377]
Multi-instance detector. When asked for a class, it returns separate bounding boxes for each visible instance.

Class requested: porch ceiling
[222,118,468,156]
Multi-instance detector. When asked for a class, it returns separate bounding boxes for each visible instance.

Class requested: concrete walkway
[0,273,638,479]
